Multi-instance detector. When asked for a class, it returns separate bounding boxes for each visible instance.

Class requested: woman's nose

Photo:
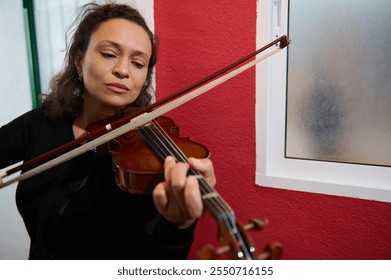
[113,59,129,78]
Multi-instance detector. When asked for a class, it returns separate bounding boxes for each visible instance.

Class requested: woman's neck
[72,96,120,139]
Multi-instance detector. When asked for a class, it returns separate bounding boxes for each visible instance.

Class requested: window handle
[273,0,282,39]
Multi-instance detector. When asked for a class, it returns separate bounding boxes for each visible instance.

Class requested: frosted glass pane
[286,0,391,167]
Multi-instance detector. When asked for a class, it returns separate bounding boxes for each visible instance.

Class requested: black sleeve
[144,215,196,259]
[0,108,42,168]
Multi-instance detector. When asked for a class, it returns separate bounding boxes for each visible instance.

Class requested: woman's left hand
[152,156,216,228]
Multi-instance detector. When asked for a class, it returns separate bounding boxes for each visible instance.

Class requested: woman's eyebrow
[98,40,150,59]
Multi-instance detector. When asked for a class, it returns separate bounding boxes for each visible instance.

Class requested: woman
[0,3,215,259]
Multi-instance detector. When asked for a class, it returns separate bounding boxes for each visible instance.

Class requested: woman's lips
[105,83,129,93]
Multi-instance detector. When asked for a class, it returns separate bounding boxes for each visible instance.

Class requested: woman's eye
[101,52,116,59]
[132,61,145,69]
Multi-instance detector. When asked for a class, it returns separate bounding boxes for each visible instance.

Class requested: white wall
[0,1,32,259]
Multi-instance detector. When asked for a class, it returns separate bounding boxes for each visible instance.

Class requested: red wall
[154,0,391,259]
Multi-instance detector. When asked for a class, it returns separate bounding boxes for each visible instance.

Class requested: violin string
[141,120,231,218]
[139,120,253,259]
[139,122,233,226]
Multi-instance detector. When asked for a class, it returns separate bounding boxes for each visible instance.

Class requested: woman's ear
[74,50,83,73]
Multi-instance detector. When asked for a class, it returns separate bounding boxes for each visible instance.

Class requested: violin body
[87,116,209,194]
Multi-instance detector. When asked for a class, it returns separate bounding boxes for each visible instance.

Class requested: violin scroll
[196,217,282,260]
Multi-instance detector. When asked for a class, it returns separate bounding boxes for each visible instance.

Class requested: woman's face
[76,18,152,112]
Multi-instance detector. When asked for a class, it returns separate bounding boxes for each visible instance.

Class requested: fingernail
[165,156,175,163]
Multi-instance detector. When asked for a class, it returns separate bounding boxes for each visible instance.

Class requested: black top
[0,107,194,259]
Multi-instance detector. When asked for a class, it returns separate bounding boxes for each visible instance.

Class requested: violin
[87,113,282,259]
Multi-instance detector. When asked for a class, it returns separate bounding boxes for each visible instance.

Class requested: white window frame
[255,0,391,203]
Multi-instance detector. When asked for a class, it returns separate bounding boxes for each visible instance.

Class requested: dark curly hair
[42,2,157,119]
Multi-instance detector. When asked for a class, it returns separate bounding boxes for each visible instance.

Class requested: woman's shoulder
[1,107,43,131]
[18,106,45,120]
[11,106,73,127]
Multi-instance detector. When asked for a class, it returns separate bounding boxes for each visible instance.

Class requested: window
[255,0,391,202]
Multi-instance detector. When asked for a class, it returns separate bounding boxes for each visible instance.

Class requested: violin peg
[257,242,283,260]
[196,244,230,260]
[196,244,217,260]
[244,217,269,231]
